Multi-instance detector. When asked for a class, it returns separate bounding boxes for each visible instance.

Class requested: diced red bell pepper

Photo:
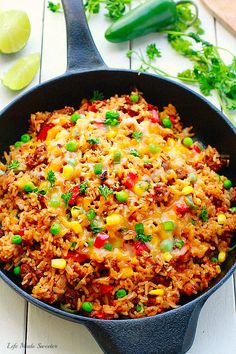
[124,172,138,189]
[37,123,54,141]
[95,312,106,319]
[65,252,88,263]
[101,284,114,294]
[150,110,160,123]
[90,103,99,113]
[94,233,109,248]
[193,144,201,153]
[175,204,189,214]
[169,115,177,123]
[133,241,149,256]
[68,185,80,206]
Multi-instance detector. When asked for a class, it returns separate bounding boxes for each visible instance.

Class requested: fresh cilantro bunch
[127,3,236,123]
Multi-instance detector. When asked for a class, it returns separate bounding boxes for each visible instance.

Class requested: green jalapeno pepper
[105,0,198,43]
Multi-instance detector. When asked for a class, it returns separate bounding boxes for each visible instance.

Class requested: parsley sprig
[199,207,208,222]
[61,191,72,206]
[132,131,143,141]
[90,90,104,103]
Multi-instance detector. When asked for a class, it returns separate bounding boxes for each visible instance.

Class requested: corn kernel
[74,165,82,177]
[163,252,173,262]
[195,198,201,206]
[70,221,83,234]
[133,184,144,196]
[139,145,149,155]
[107,129,117,139]
[217,214,226,225]
[106,214,123,226]
[218,251,226,263]
[71,207,81,218]
[121,267,134,279]
[46,126,61,140]
[49,159,62,172]
[149,289,165,296]
[216,265,221,274]
[15,176,29,189]
[182,186,194,195]
[62,164,74,180]
[51,258,66,269]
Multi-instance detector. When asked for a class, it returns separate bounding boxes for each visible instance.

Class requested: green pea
[50,196,60,208]
[87,238,94,247]
[94,163,103,175]
[21,134,31,143]
[11,235,22,245]
[148,144,160,154]
[130,94,139,103]
[211,257,218,263]
[183,137,193,147]
[50,222,61,235]
[82,302,93,313]
[116,191,129,202]
[23,182,35,193]
[104,243,113,251]
[116,289,127,298]
[14,141,23,148]
[162,117,172,128]
[160,239,174,252]
[188,172,197,184]
[66,141,78,152]
[143,156,151,164]
[13,266,21,275]
[163,221,175,231]
[71,113,81,123]
[229,207,236,213]
[224,179,232,190]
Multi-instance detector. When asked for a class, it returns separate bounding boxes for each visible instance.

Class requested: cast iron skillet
[0,1,235,353]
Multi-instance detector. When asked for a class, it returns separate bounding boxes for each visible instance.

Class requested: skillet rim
[0,67,235,324]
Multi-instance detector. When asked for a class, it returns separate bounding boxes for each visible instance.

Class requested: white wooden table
[0,1,236,353]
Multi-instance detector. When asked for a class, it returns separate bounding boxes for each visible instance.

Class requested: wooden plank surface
[0,1,235,354]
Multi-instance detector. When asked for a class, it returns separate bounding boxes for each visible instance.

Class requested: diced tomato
[175,204,189,214]
[18,227,26,236]
[94,233,109,248]
[37,123,54,141]
[193,144,201,153]
[101,284,114,294]
[148,103,158,111]
[150,109,160,123]
[124,172,138,189]
[68,185,80,206]
[90,103,99,112]
[133,241,149,256]
[65,252,88,263]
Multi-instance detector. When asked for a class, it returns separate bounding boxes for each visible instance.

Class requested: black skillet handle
[85,299,206,354]
[61,0,107,72]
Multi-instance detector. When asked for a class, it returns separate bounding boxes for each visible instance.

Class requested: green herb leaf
[47,1,62,13]
[90,90,104,103]
[47,170,56,187]
[61,191,72,206]
[146,43,161,60]
[90,221,104,235]
[132,131,143,141]
[7,160,20,170]
[174,238,185,249]
[88,137,99,145]
[79,181,88,195]
[98,185,113,200]
[130,149,140,157]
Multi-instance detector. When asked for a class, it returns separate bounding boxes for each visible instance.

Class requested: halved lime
[2,53,40,91]
[0,10,31,54]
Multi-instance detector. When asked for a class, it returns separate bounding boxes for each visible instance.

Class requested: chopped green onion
[163,221,175,231]
[94,163,103,175]
[113,151,121,164]
[87,209,96,221]
[132,131,143,141]
[50,196,60,208]
[148,144,160,154]
[160,239,174,252]
[104,243,113,251]
[88,137,99,145]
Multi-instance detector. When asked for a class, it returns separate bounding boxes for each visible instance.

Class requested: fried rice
[0,92,235,319]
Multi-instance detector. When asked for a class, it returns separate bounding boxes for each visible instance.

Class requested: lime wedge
[2,53,40,91]
[0,10,31,54]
